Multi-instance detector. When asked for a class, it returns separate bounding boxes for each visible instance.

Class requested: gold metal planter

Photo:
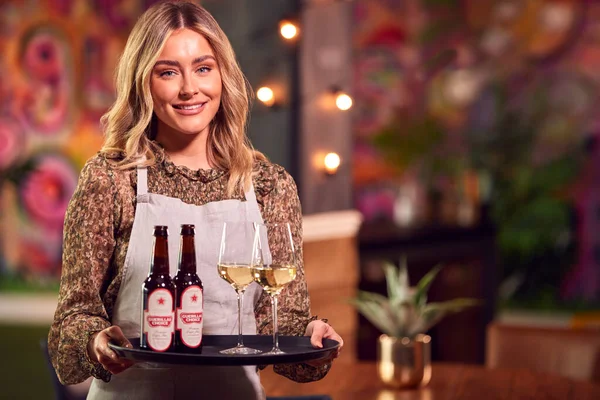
[377,334,432,389]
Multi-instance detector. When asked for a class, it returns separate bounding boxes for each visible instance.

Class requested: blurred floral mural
[0,0,162,291]
[352,0,600,309]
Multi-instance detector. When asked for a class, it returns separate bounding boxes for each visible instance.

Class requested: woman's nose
[179,78,199,97]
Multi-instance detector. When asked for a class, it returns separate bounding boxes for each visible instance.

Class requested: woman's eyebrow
[153,55,216,68]
[192,55,216,64]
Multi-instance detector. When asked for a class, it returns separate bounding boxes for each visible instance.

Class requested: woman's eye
[197,66,211,74]
[159,70,176,77]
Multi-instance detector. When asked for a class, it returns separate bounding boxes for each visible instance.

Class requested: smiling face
[150,28,222,141]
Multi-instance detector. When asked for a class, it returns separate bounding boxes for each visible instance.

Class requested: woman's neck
[155,125,212,170]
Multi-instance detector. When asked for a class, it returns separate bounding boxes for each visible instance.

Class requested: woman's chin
[158,124,209,138]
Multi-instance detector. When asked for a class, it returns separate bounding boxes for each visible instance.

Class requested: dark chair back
[486,322,600,382]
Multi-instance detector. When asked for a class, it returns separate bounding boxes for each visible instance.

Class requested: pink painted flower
[20,28,71,135]
[0,117,24,170]
[20,154,78,231]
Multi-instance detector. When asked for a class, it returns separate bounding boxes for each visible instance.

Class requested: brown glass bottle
[141,225,175,352]
[174,224,204,353]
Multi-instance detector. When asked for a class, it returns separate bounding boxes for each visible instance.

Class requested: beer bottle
[174,224,204,353]
[141,225,175,352]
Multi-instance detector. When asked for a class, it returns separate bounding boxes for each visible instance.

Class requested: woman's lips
[172,102,206,115]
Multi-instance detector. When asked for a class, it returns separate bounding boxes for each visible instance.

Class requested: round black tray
[109,335,339,366]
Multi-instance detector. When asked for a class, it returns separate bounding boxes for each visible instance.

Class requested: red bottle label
[143,289,174,351]
[176,286,203,348]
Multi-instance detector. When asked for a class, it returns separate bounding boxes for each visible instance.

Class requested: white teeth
[177,104,203,110]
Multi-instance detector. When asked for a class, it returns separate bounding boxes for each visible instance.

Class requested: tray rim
[108,334,340,366]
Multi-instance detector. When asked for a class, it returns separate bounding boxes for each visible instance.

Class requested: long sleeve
[48,158,117,384]
[254,166,330,382]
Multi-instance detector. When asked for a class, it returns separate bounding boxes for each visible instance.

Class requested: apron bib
[88,166,268,400]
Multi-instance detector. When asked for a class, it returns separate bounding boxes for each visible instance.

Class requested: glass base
[261,348,286,355]
[219,345,263,355]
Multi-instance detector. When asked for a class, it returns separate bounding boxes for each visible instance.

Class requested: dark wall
[205,0,299,177]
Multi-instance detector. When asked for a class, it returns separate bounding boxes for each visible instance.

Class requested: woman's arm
[48,158,118,384]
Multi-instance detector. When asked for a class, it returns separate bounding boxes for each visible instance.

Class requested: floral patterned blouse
[48,144,329,385]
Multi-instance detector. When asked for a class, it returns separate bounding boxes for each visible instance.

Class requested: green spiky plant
[350,258,479,339]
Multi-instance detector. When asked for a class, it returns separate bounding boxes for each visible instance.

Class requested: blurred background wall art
[0,0,161,291]
[352,0,600,311]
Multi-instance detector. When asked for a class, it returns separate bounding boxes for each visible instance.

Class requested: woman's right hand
[87,325,135,374]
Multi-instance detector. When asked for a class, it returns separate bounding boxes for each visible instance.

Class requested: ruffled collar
[152,141,226,183]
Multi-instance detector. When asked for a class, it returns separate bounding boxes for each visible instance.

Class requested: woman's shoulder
[79,152,135,187]
[252,159,296,196]
[82,151,121,172]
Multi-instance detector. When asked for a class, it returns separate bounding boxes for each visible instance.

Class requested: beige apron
[87,166,267,399]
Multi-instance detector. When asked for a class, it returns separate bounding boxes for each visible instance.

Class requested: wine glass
[251,223,298,355]
[217,222,262,355]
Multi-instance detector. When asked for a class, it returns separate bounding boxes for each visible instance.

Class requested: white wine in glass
[217,222,262,355]
[251,264,297,296]
[252,223,298,355]
[217,264,255,292]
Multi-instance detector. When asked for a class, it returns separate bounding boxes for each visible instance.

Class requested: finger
[335,335,344,351]
[320,331,343,357]
[95,333,123,362]
[310,323,328,349]
[333,342,342,358]
[320,329,343,348]
[105,326,133,348]
[101,326,132,361]
[97,342,120,364]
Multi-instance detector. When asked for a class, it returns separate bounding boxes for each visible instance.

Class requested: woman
[48,1,343,399]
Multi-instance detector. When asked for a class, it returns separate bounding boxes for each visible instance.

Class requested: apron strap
[243,181,272,265]
[244,182,261,215]
[136,166,149,203]
[244,181,257,203]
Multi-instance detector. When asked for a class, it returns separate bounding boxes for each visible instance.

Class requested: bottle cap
[153,225,168,236]
[181,224,195,235]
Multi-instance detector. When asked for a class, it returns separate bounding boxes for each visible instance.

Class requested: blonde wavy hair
[100,0,264,194]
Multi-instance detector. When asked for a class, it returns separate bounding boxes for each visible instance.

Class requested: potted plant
[350,258,479,389]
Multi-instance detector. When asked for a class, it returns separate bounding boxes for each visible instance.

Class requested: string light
[279,20,299,40]
[335,92,353,111]
[257,86,275,107]
[323,152,341,175]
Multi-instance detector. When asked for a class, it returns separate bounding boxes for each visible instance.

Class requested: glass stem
[271,294,279,351]
[237,290,244,347]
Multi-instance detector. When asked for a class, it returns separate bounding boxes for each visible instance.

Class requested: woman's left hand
[304,320,344,367]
